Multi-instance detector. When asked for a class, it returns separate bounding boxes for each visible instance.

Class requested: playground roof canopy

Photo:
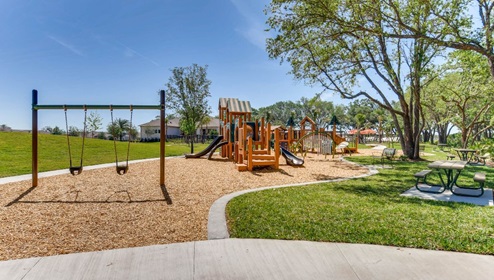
[348,129,377,135]
[219,98,252,113]
[299,116,316,126]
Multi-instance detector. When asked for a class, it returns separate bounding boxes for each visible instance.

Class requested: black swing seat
[69,166,83,176]
[116,164,129,175]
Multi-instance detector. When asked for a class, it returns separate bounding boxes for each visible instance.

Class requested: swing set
[31,89,166,188]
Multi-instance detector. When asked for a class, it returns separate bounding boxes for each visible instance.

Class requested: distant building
[0,125,12,132]
[139,118,220,140]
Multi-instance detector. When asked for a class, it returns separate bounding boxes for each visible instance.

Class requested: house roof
[204,118,220,127]
[139,118,179,127]
[139,118,220,128]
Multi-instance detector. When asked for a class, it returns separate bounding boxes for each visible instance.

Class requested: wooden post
[248,136,253,171]
[267,122,271,153]
[274,128,279,169]
[288,126,292,149]
[160,90,165,187]
[32,89,38,188]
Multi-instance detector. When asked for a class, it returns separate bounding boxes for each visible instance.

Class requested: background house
[139,118,219,141]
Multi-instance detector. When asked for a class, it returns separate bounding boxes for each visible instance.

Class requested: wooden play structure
[187,98,356,171]
[279,115,358,156]
[217,98,280,171]
[329,115,358,154]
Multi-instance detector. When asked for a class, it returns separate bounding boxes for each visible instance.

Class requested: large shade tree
[165,64,212,153]
[266,0,446,158]
[425,51,494,148]
[421,88,454,145]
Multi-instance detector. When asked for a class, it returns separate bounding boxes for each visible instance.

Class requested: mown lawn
[227,154,494,255]
[0,132,209,177]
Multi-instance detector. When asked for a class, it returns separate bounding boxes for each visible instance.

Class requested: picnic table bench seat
[446,154,456,160]
[414,170,432,179]
[473,153,490,166]
[414,169,446,193]
[473,172,486,184]
[451,172,486,197]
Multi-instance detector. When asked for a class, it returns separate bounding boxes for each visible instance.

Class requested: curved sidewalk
[1,238,493,279]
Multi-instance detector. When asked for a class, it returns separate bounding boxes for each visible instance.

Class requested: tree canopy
[423,50,494,147]
[265,0,446,158]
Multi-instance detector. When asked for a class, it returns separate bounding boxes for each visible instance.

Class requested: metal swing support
[32,89,166,188]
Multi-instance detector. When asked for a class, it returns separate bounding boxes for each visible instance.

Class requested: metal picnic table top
[428,160,468,170]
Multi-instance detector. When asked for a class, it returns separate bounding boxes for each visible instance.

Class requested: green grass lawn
[227,150,494,255]
[0,132,209,177]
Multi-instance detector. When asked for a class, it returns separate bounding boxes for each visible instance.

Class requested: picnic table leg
[456,151,465,161]
[415,170,447,194]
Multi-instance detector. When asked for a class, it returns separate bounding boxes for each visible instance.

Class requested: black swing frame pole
[31,89,165,188]
[160,90,165,187]
[32,90,38,188]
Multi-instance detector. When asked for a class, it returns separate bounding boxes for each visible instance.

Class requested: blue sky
[0,0,333,130]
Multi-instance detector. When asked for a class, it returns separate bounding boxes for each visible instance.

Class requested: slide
[207,141,229,160]
[185,136,223,158]
[280,146,304,166]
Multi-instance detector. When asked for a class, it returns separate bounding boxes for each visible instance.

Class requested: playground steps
[251,154,275,161]
[251,149,270,155]
[236,152,277,171]
[251,159,277,166]
[236,163,248,171]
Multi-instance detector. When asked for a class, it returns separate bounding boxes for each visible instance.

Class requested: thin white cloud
[47,35,84,56]
[121,44,160,67]
[229,0,269,50]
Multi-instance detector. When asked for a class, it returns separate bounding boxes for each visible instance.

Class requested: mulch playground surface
[0,153,369,260]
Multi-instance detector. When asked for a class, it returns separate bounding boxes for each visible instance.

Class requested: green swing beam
[34,104,161,110]
[31,89,166,188]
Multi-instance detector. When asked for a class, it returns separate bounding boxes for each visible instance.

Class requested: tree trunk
[190,135,195,154]
[423,129,431,143]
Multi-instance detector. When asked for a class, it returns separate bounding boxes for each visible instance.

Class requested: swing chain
[111,105,133,175]
[65,105,87,176]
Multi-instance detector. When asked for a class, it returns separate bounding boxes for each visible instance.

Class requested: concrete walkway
[1,239,493,279]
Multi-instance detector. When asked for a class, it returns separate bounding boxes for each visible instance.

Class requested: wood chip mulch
[0,153,369,261]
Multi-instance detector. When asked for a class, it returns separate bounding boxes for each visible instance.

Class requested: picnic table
[414,160,486,197]
[437,143,450,152]
[454,149,478,163]
[428,160,467,190]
